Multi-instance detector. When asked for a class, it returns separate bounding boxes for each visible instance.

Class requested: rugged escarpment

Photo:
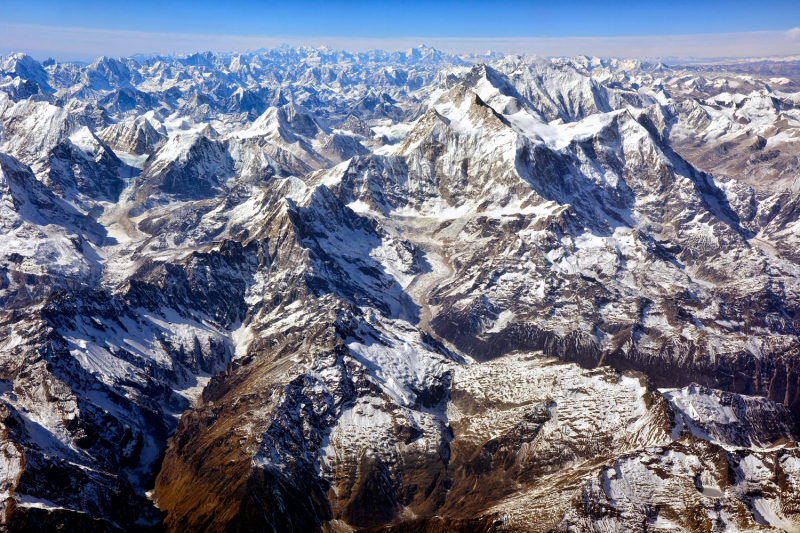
[315,79,800,414]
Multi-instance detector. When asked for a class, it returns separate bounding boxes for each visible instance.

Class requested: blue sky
[1,0,799,61]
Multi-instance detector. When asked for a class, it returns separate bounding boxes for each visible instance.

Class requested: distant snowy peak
[0,94,82,160]
[0,53,52,92]
[239,103,370,170]
[0,93,125,203]
[81,56,141,91]
[248,102,326,139]
[98,118,167,155]
[136,130,234,203]
[319,77,663,220]
[123,44,465,70]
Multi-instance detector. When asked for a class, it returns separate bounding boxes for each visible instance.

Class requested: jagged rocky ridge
[0,47,800,532]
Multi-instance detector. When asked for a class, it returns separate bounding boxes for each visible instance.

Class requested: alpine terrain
[0,46,800,532]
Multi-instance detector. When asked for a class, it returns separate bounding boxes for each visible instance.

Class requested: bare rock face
[340,115,377,139]
[1,47,800,533]
[97,118,166,155]
[135,131,235,203]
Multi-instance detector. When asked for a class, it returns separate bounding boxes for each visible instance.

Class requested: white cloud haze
[1,23,799,62]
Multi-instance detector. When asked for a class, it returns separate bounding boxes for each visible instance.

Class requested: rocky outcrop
[98,118,166,155]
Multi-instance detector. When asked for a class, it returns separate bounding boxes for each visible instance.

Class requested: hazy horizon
[1,0,799,63]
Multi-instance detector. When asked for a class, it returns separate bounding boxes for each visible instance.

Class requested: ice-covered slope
[0,153,106,306]
[313,73,800,409]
